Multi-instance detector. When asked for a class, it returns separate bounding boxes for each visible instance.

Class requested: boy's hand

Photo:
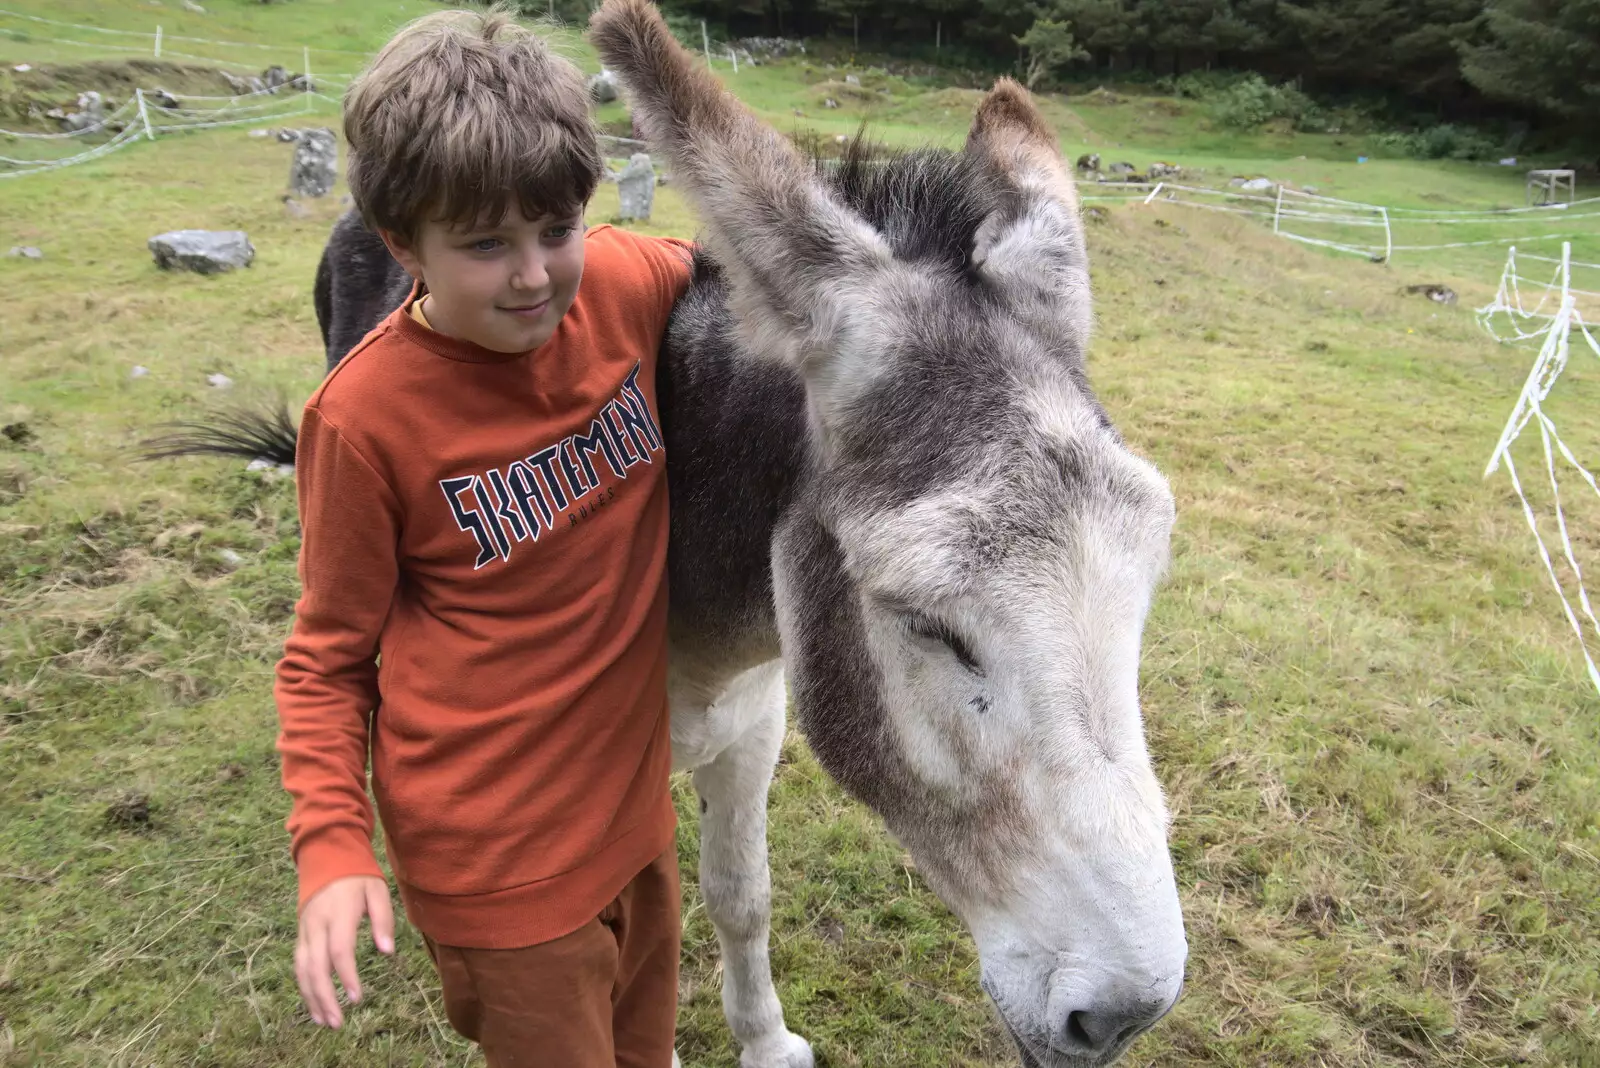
[295,875,395,1029]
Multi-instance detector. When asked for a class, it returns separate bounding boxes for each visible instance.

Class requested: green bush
[1160,70,1255,100]
[1210,73,1324,131]
[1376,123,1503,161]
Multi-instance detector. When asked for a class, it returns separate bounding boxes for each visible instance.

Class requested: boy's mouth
[499,299,550,320]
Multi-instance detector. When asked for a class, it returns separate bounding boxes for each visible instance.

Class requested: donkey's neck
[659,257,808,671]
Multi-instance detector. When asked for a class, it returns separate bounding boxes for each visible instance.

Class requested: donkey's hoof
[740,1031,814,1068]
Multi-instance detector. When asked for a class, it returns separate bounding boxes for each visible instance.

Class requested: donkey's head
[592,4,1185,1063]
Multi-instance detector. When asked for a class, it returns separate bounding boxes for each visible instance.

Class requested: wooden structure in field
[1526,169,1576,206]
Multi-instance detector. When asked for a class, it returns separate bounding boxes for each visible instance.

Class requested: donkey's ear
[966,78,1080,214]
[589,0,892,368]
[965,79,1091,341]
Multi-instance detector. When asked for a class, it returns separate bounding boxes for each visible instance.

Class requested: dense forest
[600,0,1597,148]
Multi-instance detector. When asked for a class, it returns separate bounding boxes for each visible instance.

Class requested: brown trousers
[422,847,681,1068]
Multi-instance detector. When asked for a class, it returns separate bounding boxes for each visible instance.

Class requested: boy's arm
[275,404,400,909]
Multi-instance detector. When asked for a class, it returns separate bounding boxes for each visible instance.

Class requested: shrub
[1374,123,1502,161]
[1211,73,1323,131]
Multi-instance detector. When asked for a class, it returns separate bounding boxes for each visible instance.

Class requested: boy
[277,9,691,1066]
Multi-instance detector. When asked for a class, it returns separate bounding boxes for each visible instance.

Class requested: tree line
[658,0,1597,140]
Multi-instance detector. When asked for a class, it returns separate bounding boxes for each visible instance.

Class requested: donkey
[155,3,1188,1061]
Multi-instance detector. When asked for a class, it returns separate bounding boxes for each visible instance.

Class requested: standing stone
[263,66,289,91]
[148,230,255,274]
[617,153,656,222]
[589,70,619,104]
[289,128,337,198]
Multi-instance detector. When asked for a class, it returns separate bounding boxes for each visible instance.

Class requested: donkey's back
[315,211,413,373]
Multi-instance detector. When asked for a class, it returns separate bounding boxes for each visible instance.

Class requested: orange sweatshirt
[275,225,692,949]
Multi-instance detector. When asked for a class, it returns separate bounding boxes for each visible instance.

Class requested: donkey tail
[143,401,300,468]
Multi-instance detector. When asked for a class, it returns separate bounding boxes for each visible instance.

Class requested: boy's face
[382,203,586,354]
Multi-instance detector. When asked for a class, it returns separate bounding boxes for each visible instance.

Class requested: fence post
[1143,182,1165,205]
[136,89,155,140]
[702,20,711,65]
[154,24,162,59]
[1381,205,1392,263]
[1563,242,1573,312]
[729,46,738,73]
[1273,185,1283,234]
[304,46,312,113]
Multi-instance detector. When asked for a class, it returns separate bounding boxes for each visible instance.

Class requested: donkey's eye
[903,614,983,676]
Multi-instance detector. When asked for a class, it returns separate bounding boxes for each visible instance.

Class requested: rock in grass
[130,365,150,379]
[1404,283,1457,305]
[7,246,42,259]
[589,70,619,104]
[148,230,254,274]
[288,128,337,198]
[207,373,234,389]
[617,153,656,222]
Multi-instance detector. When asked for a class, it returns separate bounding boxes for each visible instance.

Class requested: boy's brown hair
[344,7,603,243]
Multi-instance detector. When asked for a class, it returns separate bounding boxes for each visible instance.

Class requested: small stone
[130,365,150,378]
[1404,283,1457,305]
[207,373,234,389]
[588,69,619,104]
[288,128,337,198]
[13,63,31,73]
[245,458,294,479]
[823,98,839,109]
[7,246,42,260]
[248,128,270,139]
[845,74,860,86]
[1148,161,1181,179]
[835,134,847,145]
[218,549,243,566]
[262,65,290,91]
[148,230,254,274]
[1240,177,1276,193]
[1108,161,1135,176]
[182,0,206,11]
[148,88,180,110]
[616,153,656,222]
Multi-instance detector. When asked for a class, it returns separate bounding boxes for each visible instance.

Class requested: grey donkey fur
[149,3,1189,1062]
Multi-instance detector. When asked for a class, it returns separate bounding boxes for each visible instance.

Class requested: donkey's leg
[692,661,813,1068]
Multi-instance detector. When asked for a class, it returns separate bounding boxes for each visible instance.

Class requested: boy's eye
[546,225,575,240]
[471,238,501,253]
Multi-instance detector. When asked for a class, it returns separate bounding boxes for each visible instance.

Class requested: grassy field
[4,2,1600,1066]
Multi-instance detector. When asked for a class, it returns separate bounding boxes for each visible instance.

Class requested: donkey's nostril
[1054,1000,1164,1055]
[1064,1010,1095,1049]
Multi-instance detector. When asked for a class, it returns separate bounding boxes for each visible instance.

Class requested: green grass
[4,2,1600,1066]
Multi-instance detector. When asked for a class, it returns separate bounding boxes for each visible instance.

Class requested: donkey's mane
[821,138,1005,276]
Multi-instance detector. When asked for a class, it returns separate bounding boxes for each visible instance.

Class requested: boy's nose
[511,250,550,291]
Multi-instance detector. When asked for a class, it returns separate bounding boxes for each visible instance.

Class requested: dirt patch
[1,59,241,129]
[104,792,153,831]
